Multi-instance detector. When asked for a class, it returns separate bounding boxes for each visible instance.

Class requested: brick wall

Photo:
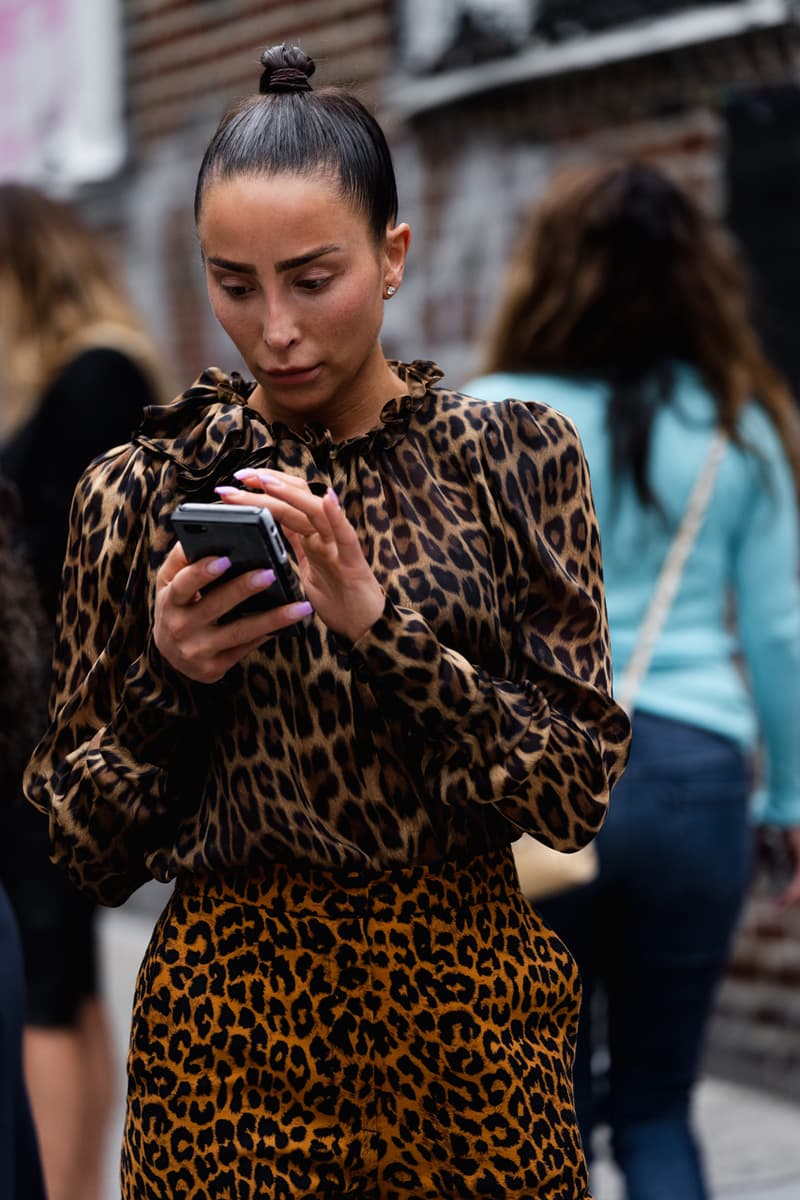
[126,0,390,147]
[706,883,800,1102]
[381,104,728,387]
[381,22,798,383]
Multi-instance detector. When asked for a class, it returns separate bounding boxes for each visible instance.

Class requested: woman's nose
[261,299,298,349]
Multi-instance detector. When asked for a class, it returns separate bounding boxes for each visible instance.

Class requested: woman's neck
[249,358,408,441]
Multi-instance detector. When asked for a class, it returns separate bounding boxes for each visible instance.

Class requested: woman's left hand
[775,826,800,909]
[216,468,385,644]
[758,825,800,909]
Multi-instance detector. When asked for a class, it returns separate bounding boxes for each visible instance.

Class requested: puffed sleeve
[23,447,207,905]
[346,399,631,851]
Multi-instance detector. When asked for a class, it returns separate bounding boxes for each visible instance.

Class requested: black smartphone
[170,501,306,624]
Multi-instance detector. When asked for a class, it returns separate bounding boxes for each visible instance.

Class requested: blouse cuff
[114,634,210,758]
[343,595,491,735]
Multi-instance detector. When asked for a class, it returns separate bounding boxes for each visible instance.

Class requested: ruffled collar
[133,359,443,495]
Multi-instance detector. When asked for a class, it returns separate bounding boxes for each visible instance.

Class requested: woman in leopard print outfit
[24,43,630,1200]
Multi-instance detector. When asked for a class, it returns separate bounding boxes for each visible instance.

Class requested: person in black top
[0,475,47,1200]
[0,182,167,1200]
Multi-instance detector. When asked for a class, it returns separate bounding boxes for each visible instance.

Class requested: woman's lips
[263,365,321,385]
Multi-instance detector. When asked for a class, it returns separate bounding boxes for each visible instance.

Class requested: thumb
[157,541,190,590]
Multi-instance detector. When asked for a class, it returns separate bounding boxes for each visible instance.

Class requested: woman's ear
[383,222,411,296]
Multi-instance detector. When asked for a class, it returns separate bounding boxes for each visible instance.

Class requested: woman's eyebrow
[275,245,342,272]
[206,255,255,272]
[206,246,343,275]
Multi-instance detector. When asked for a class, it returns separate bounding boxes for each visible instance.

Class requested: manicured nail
[233,469,255,480]
[326,486,340,507]
[288,601,313,619]
[249,569,275,588]
[214,486,237,495]
[207,556,231,576]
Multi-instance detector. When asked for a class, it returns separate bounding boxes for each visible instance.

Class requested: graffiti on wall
[0,0,126,191]
[381,130,556,387]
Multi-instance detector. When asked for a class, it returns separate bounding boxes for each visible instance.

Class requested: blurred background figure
[465,161,800,1200]
[0,475,47,1200]
[0,182,167,1200]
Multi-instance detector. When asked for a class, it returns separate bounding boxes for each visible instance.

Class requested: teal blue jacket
[465,365,800,827]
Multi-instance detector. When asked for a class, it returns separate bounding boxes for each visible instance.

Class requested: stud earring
[385,285,397,298]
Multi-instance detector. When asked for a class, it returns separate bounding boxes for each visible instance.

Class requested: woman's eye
[297,276,331,292]
[221,283,251,298]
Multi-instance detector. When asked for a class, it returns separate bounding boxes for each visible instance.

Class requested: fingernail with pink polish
[233,468,256,480]
[207,556,231,576]
[214,486,238,495]
[289,601,314,619]
[249,569,275,588]
[326,487,340,507]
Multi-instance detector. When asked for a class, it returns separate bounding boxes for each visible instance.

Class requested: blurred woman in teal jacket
[465,161,800,1200]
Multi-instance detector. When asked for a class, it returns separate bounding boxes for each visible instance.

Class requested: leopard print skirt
[122,847,589,1199]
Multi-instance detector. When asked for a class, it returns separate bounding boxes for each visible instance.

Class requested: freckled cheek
[323,278,382,340]
[210,299,256,350]
[208,294,236,334]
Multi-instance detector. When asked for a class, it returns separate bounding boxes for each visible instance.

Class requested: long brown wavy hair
[482,161,800,504]
[0,183,168,438]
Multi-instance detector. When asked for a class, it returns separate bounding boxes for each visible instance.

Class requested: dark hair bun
[259,44,315,94]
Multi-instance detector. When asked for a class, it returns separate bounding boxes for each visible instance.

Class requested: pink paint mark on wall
[0,9,20,54]
[34,0,67,25]
[0,0,71,179]
[0,133,26,160]
[0,1,67,53]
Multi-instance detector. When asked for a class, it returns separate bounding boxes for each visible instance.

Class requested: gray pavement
[98,891,800,1200]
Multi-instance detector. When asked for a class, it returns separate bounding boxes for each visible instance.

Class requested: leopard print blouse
[24,360,630,906]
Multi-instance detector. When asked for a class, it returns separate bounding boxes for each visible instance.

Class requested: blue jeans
[537,713,752,1200]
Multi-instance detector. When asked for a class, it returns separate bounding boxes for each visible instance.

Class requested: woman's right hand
[153,542,313,683]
